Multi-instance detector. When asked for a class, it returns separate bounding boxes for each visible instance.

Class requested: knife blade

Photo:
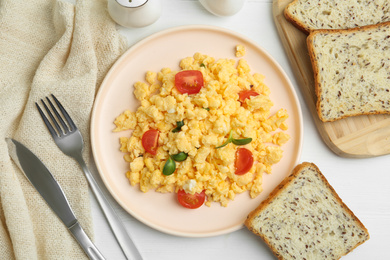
[6,138,105,260]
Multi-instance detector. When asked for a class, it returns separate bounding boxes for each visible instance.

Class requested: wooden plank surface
[273,0,390,158]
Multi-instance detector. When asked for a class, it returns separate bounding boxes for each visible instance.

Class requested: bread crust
[245,162,369,260]
[283,0,311,34]
[306,22,390,122]
[283,0,390,35]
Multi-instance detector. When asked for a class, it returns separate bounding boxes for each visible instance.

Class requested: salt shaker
[108,0,162,28]
[199,0,246,16]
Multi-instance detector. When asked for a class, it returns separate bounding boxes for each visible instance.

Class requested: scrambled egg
[235,44,246,57]
[113,47,290,207]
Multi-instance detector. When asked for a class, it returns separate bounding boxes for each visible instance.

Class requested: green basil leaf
[171,152,188,162]
[163,157,176,175]
[232,137,252,145]
[172,120,184,133]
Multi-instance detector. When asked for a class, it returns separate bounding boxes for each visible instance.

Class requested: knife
[6,138,105,260]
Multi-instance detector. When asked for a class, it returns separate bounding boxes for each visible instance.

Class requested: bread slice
[306,22,390,122]
[284,0,390,34]
[245,162,369,260]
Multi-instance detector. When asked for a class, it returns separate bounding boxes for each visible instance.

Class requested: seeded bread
[284,0,390,34]
[306,22,390,122]
[245,162,369,260]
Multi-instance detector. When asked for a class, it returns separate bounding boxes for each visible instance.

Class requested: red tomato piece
[177,189,206,209]
[235,148,254,175]
[238,90,259,103]
[175,70,204,94]
[141,129,159,155]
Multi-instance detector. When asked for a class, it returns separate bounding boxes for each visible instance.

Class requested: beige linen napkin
[0,0,126,259]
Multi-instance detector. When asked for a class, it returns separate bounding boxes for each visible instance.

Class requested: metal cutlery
[6,138,105,260]
[36,94,142,260]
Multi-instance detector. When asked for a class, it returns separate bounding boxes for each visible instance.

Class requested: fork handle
[76,156,143,260]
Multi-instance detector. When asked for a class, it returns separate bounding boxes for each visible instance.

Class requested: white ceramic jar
[108,0,162,28]
[199,0,246,16]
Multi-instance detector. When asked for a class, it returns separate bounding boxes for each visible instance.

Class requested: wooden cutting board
[273,0,390,158]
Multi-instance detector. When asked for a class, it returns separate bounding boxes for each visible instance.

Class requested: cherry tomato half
[238,90,259,103]
[235,147,254,175]
[141,129,159,155]
[177,189,206,209]
[175,70,204,94]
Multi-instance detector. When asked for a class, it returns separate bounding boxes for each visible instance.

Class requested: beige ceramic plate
[91,25,303,237]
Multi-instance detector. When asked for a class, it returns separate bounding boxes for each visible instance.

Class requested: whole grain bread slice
[284,0,390,34]
[307,22,390,122]
[245,162,369,260]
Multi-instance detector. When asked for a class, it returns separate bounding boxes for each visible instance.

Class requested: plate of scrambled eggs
[91,25,303,237]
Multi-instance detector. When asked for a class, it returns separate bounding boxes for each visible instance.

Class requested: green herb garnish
[171,152,188,162]
[172,120,184,132]
[215,130,252,149]
[215,130,233,149]
[163,156,176,175]
[232,137,252,145]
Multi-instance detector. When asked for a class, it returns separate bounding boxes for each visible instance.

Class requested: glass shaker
[108,0,162,28]
[199,0,245,16]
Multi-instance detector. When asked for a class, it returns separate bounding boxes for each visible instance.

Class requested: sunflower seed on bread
[245,162,369,260]
[306,22,390,122]
[284,0,390,34]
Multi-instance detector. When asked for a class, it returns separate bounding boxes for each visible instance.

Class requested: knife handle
[69,222,106,260]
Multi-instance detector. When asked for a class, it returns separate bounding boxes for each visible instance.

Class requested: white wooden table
[91,1,390,259]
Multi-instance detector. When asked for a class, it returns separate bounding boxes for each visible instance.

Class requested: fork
[36,94,143,260]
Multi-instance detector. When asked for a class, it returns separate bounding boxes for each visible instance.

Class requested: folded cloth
[0,0,126,259]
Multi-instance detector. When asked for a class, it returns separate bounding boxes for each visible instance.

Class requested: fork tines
[36,94,77,138]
